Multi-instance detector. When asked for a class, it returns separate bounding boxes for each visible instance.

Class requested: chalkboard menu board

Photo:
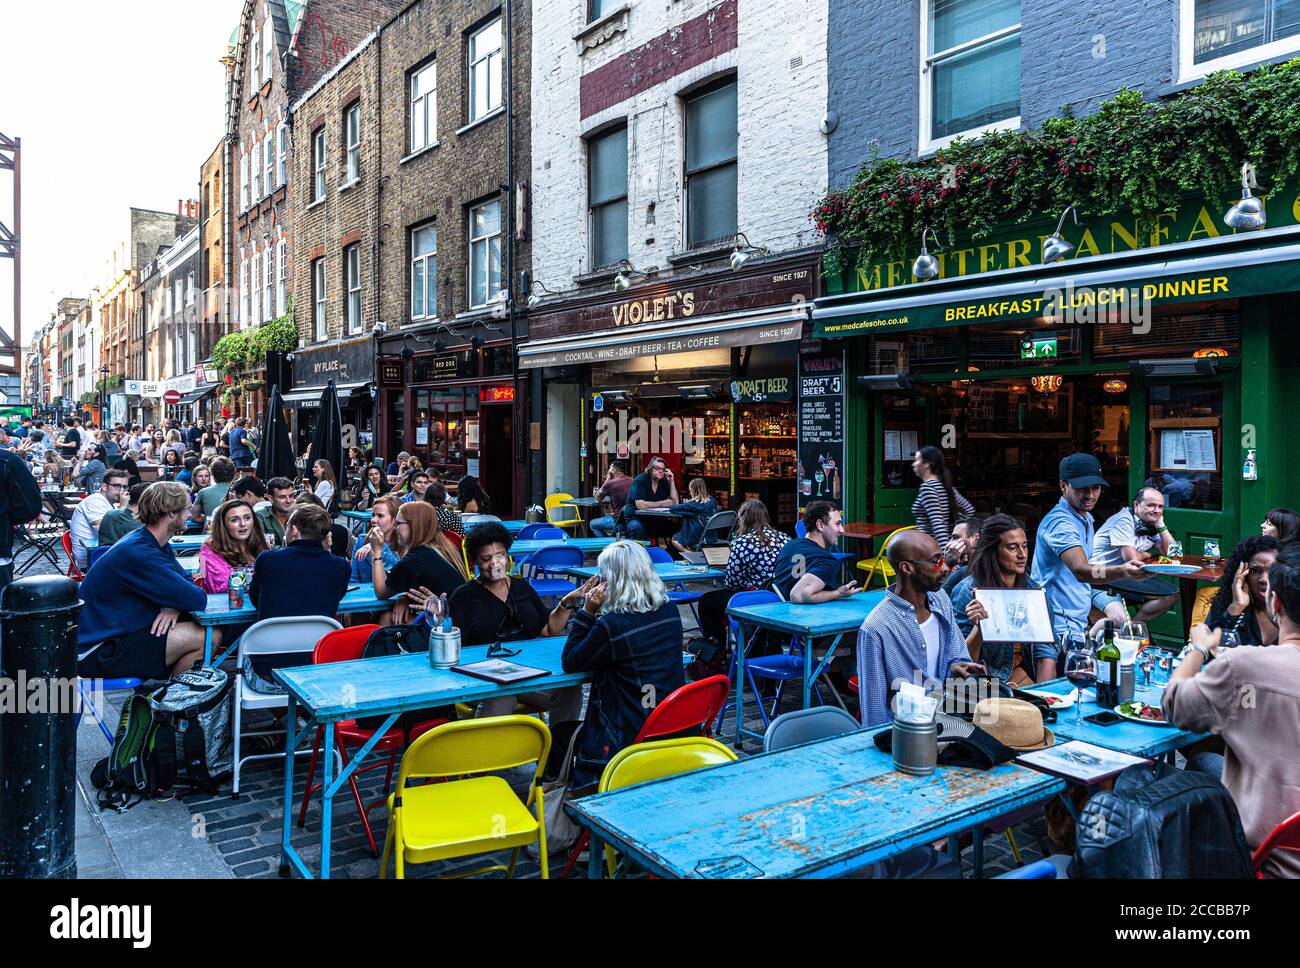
[798,351,845,508]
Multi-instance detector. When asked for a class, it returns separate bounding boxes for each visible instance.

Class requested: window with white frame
[468,199,502,309]
[684,79,738,247]
[411,222,438,320]
[345,102,361,182]
[588,124,628,269]
[263,18,274,81]
[313,127,326,201]
[276,234,287,316]
[313,258,327,341]
[250,26,261,90]
[922,0,1021,148]
[251,250,262,326]
[186,272,195,305]
[589,0,611,21]
[410,60,437,152]
[345,244,362,333]
[240,147,250,210]
[264,135,275,195]
[468,18,503,123]
[252,135,263,200]
[240,252,250,327]
[1180,0,1300,81]
[277,122,289,187]
[263,247,274,322]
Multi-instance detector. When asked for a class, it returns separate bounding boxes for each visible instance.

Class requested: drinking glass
[1064,646,1097,726]
[814,470,825,496]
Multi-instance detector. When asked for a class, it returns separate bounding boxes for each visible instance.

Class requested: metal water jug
[891,717,938,776]
[429,626,462,670]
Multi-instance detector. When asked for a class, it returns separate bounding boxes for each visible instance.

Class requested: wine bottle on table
[1095,620,1120,708]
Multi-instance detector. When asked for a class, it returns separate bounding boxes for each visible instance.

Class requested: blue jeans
[1185,751,1225,779]
[590,515,618,538]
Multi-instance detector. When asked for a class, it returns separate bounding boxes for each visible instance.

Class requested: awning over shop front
[517,305,807,370]
[281,381,373,407]
[812,224,1300,338]
[176,385,218,406]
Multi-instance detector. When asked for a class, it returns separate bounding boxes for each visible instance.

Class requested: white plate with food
[1020,688,1077,709]
[1114,701,1175,726]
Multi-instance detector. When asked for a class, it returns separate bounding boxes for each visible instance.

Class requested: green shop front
[813,200,1300,642]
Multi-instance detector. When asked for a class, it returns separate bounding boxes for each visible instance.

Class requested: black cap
[1059,453,1107,488]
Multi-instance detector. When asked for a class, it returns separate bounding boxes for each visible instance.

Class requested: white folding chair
[232,615,342,798]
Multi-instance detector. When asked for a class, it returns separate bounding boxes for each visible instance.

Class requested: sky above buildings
[0,0,245,348]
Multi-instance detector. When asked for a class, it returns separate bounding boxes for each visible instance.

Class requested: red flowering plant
[814,61,1300,281]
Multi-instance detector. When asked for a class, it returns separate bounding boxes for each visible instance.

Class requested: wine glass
[814,469,825,496]
[1064,644,1097,726]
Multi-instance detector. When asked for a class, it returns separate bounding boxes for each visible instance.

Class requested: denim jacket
[949,575,1057,683]
[562,602,685,789]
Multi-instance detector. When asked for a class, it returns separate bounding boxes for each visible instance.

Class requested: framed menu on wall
[798,350,845,510]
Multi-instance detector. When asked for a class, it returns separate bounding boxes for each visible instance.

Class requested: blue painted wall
[828,0,1177,188]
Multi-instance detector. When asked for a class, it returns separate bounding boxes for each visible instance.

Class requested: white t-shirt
[314,480,335,511]
[69,492,115,569]
[1091,508,1160,568]
[919,614,943,680]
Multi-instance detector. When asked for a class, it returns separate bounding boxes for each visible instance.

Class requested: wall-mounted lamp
[912,226,941,281]
[613,261,647,292]
[1042,205,1079,264]
[1224,162,1266,231]
[729,232,769,271]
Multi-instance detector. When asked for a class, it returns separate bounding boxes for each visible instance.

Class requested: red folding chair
[62,531,83,581]
[561,675,730,878]
[1252,808,1300,878]
[297,624,450,856]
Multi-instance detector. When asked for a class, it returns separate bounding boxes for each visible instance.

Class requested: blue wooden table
[1027,678,1210,759]
[463,516,527,534]
[273,635,653,880]
[342,510,372,536]
[725,592,886,746]
[509,536,638,556]
[168,534,205,554]
[192,584,396,665]
[566,725,1066,879]
[564,561,725,584]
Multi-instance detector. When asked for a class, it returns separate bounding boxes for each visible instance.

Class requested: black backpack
[1071,761,1254,879]
[91,666,232,811]
[357,624,455,732]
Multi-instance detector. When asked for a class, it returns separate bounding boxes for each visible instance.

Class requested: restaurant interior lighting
[729,232,769,271]
[1133,358,1219,376]
[677,385,715,400]
[1031,375,1064,393]
[858,372,912,391]
[1102,379,1128,394]
[1193,347,1229,358]
[912,226,941,281]
[1224,162,1266,231]
[1042,205,1079,263]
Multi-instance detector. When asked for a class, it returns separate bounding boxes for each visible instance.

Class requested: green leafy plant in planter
[813,60,1300,275]
[211,301,298,379]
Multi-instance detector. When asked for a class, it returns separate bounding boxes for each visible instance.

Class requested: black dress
[449,579,550,646]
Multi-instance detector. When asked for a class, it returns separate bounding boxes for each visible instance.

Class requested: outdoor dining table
[168,534,205,554]
[272,636,691,879]
[841,521,898,541]
[191,583,396,665]
[565,724,1066,879]
[1143,556,1226,638]
[564,561,726,584]
[509,536,638,556]
[1025,678,1210,760]
[462,516,527,534]
[725,591,886,746]
[341,509,372,537]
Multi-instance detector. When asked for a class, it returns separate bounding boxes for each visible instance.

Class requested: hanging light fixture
[1031,375,1064,393]
[729,232,768,271]
[1102,379,1128,394]
[912,226,941,281]
[612,260,646,292]
[1042,205,1079,264]
[1224,162,1266,231]
[1193,347,1229,359]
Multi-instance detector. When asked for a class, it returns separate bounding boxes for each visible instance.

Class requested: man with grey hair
[1090,486,1179,623]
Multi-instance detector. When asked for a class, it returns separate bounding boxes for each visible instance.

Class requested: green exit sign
[1020,334,1058,360]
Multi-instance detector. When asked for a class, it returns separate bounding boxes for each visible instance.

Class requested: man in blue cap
[1031,452,1145,636]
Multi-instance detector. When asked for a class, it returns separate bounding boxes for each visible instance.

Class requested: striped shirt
[855,585,972,727]
[911,478,975,545]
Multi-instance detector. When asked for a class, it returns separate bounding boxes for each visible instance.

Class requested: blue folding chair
[716,590,827,734]
[78,677,144,744]
[526,546,583,604]
[517,523,552,540]
[995,858,1059,879]
[647,546,705,633]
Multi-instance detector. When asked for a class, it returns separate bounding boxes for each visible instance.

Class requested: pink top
[198,544,250,594]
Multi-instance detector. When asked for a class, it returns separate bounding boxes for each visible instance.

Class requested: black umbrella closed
[256,385,297,482]
[305,378,345,495]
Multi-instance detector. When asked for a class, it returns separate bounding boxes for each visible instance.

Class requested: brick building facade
[200,140,225,367]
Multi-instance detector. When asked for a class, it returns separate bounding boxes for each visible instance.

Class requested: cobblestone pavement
[28,539,1056,881]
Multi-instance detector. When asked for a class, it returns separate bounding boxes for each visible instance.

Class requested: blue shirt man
[1030,453,1144,634]
[229,420,252,466]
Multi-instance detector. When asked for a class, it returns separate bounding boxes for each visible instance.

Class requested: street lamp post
[99,365,108,432]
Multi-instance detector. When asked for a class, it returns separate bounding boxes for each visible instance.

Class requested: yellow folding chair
[856,525,915,588]
[545,492,585,536]
[595,737,737,876]
[379,716,552,880]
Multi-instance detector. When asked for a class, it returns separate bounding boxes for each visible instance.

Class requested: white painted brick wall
[530,0,828,289]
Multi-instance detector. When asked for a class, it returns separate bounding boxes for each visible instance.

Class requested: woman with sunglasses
[417,522,589,720]
[368,501,466,623]
[1205,535,1281,645]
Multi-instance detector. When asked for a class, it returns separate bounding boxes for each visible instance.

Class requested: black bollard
[0,576,83,879]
